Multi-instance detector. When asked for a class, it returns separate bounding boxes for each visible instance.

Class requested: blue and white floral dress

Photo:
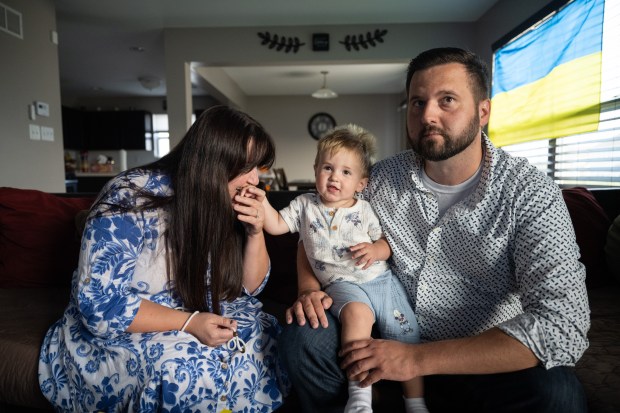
[38,169,289,413]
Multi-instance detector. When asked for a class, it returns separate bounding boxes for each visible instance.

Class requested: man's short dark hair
[406,47,490,103]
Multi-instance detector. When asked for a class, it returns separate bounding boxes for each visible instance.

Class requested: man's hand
[285,289,333,328]
[339,328,541,388]
[339,338,419,387]
[290,241,332,328]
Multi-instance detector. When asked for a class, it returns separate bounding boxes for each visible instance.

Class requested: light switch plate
[29,124,41,140]
[41,126,54,141]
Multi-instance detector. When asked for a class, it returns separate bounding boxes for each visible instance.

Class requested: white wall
[162,0,547,179]
[163,22,477,150]
[0,0,65,192]
[0,0,547,192]
[248,94,402,181]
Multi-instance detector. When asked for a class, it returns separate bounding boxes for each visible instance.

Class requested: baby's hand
[349,242,381,270]
[232,185,266,234]
[240,185,266,202]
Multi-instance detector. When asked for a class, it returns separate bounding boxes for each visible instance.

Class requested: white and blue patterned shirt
[279,193,388,287]
[38,169,289,412]
[365,134,590,369]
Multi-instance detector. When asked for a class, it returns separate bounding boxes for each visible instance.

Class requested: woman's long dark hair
[94,105,275,313]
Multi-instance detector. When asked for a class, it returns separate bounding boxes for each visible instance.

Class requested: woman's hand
[184,312,238,347]
[285,289,333,328]
[233,185,266,235]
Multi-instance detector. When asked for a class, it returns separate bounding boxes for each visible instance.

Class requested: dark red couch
[0,186,618,412]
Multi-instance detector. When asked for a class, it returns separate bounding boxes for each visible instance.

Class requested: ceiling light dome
[312,71,338,99]
[138,76,161,91]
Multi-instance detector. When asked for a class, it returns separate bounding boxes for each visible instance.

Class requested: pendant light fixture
[312,71,338,99]
[138,76,161,91]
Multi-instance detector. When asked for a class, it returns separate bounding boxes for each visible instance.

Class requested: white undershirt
[421,160,483,217]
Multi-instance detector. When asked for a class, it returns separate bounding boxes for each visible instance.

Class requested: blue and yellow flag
[489,0,605,147]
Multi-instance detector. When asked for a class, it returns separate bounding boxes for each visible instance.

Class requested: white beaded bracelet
[180,310,200,332]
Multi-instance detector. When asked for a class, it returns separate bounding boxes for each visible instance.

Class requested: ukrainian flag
[489,0,605,147]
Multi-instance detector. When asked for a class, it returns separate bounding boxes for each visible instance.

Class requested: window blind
[493,0,619,188]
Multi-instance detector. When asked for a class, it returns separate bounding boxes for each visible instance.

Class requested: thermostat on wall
[35,101,50,117]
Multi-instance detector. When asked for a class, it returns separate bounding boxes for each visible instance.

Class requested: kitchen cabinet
[61,106,86,149]
[62,107,153,150]
[85,111,121,149]
[118,111,153,150]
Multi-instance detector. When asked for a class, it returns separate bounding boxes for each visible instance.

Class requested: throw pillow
[0,187,96,288]
[562,187,612,288]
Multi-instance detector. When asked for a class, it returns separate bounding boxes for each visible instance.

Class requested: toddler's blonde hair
[314,124,377,178]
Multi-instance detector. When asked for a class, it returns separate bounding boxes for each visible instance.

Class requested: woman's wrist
[180,311,200,332]
[246,225,266,238]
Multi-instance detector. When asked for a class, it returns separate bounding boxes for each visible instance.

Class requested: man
[280,47,589,412]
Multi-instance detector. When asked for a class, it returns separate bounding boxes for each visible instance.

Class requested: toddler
[262,124,427,413]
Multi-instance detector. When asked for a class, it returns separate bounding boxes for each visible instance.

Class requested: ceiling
[53,0,500,100]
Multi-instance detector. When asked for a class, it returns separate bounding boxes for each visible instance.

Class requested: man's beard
[409,114,480,162]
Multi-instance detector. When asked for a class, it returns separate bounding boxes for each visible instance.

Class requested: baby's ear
[357,177,369,192]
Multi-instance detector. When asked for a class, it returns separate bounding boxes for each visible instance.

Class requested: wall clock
[308,112,336,140]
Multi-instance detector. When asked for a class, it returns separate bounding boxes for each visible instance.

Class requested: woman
[39,106,289,412]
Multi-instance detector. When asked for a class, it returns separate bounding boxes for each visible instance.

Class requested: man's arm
[339,327,538,387]
[341,171,586,384]
[500,177,589,368]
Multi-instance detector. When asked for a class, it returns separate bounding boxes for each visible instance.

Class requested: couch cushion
[0,287,69,408]
[0,187,95,288]
[562,187,612,288]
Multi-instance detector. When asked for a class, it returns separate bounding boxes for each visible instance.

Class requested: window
[152,114,170,158]
[490,0,619,188]
[152,113,197,158]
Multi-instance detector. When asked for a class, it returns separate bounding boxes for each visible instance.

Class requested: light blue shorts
[325,271,420,344]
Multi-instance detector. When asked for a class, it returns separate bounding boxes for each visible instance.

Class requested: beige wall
[163,22,477,151]
[248,95,402,182]
[0,0,547,192]
[0,0,65,192]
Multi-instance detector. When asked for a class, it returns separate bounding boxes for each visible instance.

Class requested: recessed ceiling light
[129,46,146,52]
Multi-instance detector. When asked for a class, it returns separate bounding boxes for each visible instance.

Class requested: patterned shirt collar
[406,132,498,208]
